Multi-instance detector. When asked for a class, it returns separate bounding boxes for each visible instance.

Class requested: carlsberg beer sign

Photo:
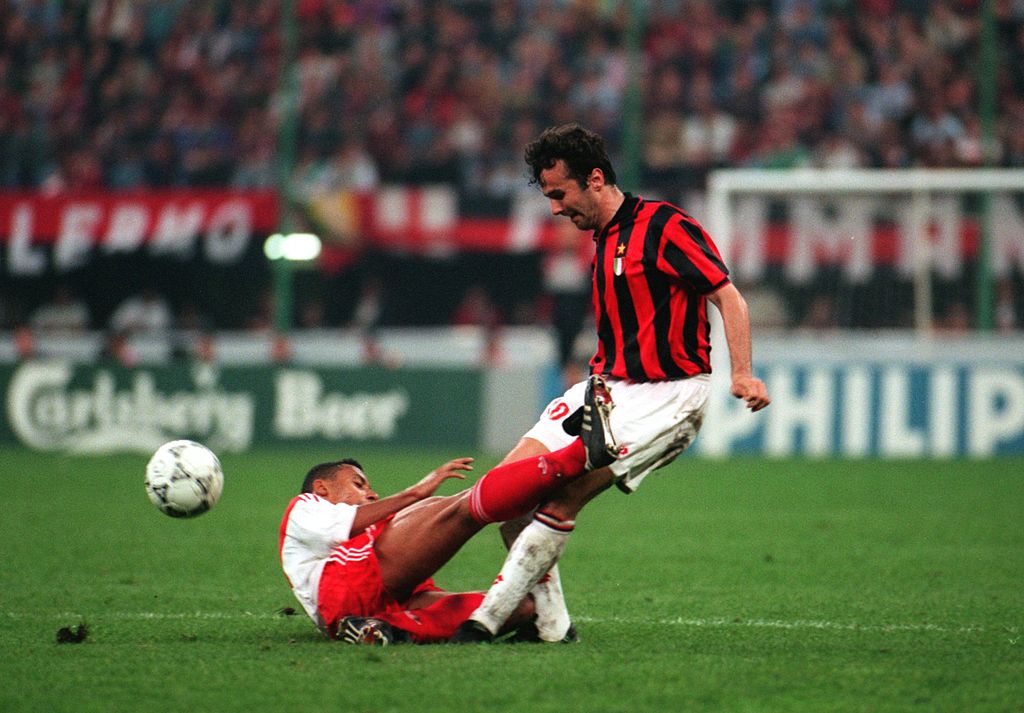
[6,362,254,452]
[0,362,482,452]
[5,353,1022,456]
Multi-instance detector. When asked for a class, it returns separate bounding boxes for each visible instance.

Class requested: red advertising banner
[0,191,279,274]
[3,187,1021,282]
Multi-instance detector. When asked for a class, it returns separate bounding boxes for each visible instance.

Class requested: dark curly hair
[524,123,618,189]
[301,458,363,494]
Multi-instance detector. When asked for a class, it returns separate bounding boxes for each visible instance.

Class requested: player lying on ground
[279,390,617,644]
[452,122,771,643]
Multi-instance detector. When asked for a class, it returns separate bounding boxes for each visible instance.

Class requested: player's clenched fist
[732,375,770,412]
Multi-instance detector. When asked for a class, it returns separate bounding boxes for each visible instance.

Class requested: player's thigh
[608,376,710,492]
[498,436,550,466]
[374,493,482,600]
[517,380,589,455]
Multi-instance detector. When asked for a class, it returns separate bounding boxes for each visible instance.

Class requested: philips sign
[699,337,1024,457]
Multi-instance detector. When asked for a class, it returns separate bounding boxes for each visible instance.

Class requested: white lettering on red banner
[0,192,278,274]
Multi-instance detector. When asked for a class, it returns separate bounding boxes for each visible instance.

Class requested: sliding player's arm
[350,458,473,533]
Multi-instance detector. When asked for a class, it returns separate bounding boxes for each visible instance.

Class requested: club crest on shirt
[614,243,626,275]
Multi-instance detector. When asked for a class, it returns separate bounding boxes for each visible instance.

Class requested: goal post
[705,168,1024,335]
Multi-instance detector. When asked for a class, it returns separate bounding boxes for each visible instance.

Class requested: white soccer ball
[145,440,224,518]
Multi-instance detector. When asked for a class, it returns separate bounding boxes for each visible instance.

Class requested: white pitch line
[576,615,990,634]
[3,610,999,634]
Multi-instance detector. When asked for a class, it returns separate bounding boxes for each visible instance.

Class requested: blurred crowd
[1,0,1023,347]
[2,0,1024,196]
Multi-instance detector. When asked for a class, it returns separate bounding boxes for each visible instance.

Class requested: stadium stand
[1,0,1022,332]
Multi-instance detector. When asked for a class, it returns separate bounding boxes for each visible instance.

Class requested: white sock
[531,563,572,642]
[471,518,573,635]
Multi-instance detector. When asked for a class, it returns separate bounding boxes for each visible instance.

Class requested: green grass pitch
[1,447,1021,712]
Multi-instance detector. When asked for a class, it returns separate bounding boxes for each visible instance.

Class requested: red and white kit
[279,493,482,642]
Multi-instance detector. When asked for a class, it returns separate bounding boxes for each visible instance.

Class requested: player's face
[539,160,602,232]
[319,466,379,505]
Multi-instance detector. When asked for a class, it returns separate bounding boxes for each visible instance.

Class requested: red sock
[469,439,587,524]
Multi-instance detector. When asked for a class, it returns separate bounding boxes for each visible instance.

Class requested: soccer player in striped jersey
[452,123,770,643]
[279,423,618,644]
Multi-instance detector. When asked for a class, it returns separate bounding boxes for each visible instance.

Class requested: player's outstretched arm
[350,458,473,534]
[707,283,770,412]
[406,457,474,498]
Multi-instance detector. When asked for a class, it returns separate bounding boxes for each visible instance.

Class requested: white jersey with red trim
[278,493,358,632]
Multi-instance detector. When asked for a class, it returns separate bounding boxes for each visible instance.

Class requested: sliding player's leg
[373,437,593,602]
[455,375,620,642]
[456,467,612,642]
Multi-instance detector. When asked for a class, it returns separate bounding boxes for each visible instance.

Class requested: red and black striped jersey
[590,194,730,381]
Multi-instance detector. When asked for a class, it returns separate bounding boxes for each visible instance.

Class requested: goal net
[703,169,1024,334]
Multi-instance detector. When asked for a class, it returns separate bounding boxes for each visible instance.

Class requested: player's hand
[732,375,770,412]
[407,457,474,499]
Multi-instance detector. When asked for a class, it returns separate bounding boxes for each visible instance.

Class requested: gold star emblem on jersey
[616,243,626,256]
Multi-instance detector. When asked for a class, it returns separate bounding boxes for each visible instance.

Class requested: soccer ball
[145,440,224,518]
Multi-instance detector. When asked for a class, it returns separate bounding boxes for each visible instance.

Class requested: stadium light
[263,233,322,261]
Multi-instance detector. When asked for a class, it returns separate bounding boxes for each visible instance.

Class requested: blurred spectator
[995,278,1019,334]
[680,74,738,170]
[936,300,972,333]
[953,116,985,167]
[746,109,812,168]
[924,1,972,55]
[298,297,327,329]
[1004,124,1024,167]
[109,288,173,335]
[350,277,384,333]
[542,221,591,384]
[911,96,965,164]
[452,285,501,328]
[743,284,790,329]
[863,64,914,127]
[452,284,503,365]
[292,146,336,200]
[29,285,91,333]
[232,136,278,189]
[175,299,212,333]
[245,288,276,331]
[172,299,214,361]
[643,109,684,178]
[332,138,380,190]
[813,133,865,168]
[348,276,394,366]
[103,330,139,367]
[799,294,838,330]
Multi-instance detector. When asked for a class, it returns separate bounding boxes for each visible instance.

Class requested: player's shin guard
[468,440,586,524]
[468,512,574,635]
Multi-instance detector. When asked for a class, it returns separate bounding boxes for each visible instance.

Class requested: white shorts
[522,375,710,493]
